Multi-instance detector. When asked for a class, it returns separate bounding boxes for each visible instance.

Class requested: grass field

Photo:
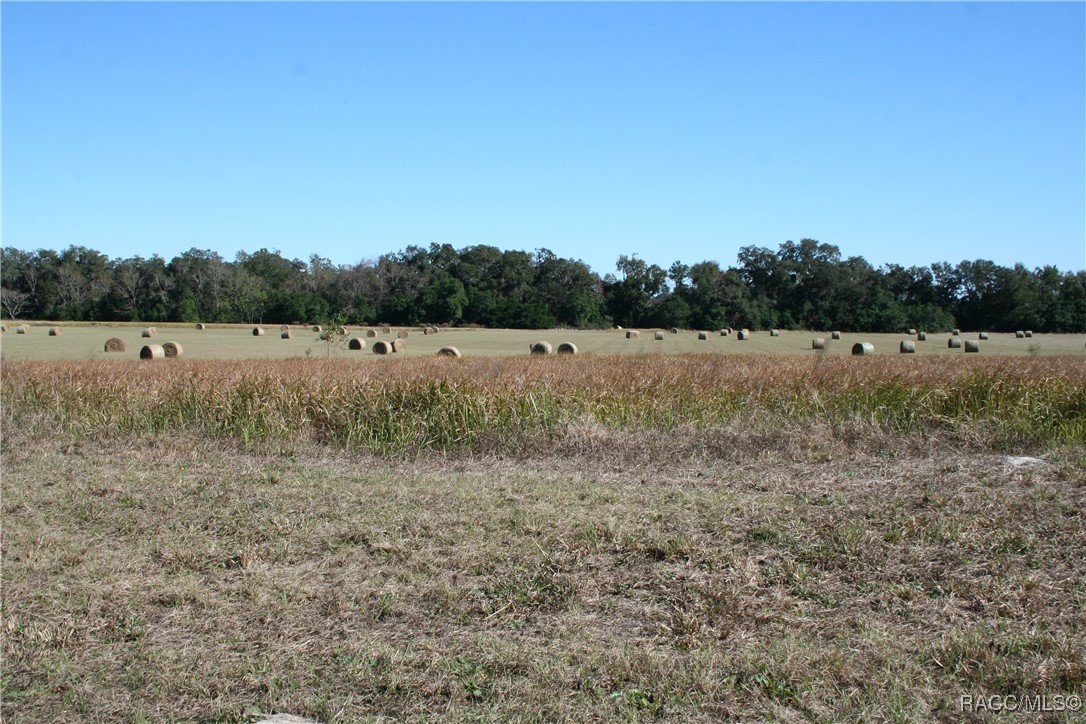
[4,436,1084,721]
[2,321,1085,361]
[3,337,1085,720]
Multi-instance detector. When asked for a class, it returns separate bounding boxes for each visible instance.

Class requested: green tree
[604,255,667,328]
[169,249,228,321]
[420,274,468,325]
[174,294,200,323]
[533,249,605,328]
[648,293,692,329]
[683,261,728,330]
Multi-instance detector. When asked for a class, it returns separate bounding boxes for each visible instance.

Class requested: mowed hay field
[2,322,1085,361]
[3,353,1086,720]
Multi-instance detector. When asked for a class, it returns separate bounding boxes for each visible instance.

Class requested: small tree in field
[315,312,349,357]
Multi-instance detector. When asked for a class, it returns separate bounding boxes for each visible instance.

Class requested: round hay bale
[899,340,916,354]
[952,328,961,336]
[615,325,623,330]
[908,328,917,335]
[195,323,206,330]
[812,337,826,350]
[964,340,980,353]
[698,331,708,340]
[397,330,409,339]
[391,338,406,353]
[1015,330,1025,338]
[142,327,156,338]
[281,330,293,339]
[162,341,183,358]
[16,325,30,334]
[529,341,552,355]
[831,331,841,340]
[424,327,435,335]
[253,327,265,336]
[311,325,323,332]
[625,330,640,339]
[852,342,874,356]
[348,337,365,350]
[140,344,165,360]
[948,337,962,349]
[770,329,780,337]
[655,331,664,340]
[104,337,125,353]
[48,326,62,336]
[917,332,927,341]
[978,332,989,340]
[365,329,376,338]
[380,325,391,334]
[1024,330,1033,338]
[719,329,729,336]
[372,340,392,355]
[437,346,461,357]
[281,324,290,332]
[737,330,750,340]
[669,327,679,334]
[336,328,347,336]
[557,342,577,354]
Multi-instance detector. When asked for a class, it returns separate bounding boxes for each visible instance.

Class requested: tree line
[2,239,1084,333]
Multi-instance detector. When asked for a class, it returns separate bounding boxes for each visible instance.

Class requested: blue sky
[3,1,1084,276]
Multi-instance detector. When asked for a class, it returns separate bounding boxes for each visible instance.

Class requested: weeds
[3,354,1084,720]
[4,355,1084,455]
[4,438,1084,720]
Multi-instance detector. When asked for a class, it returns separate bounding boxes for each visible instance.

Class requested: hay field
[2,322,1084,361]
[3,350,1085,720]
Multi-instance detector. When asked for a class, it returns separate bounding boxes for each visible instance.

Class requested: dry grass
[2,427,1084,721]
[2,355,1085,721]
[3,355,1083,454]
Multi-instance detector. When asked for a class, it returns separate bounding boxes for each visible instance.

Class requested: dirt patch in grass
[3,428,1084,721]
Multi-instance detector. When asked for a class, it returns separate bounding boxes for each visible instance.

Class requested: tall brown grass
[3,355,1083,454]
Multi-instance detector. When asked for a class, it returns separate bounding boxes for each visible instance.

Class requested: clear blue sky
[4,1,1084,276]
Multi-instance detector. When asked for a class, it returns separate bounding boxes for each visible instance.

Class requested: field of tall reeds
[4,354,1085,454]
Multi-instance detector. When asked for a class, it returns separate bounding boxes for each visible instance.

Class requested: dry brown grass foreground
[2,355,1085,721]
